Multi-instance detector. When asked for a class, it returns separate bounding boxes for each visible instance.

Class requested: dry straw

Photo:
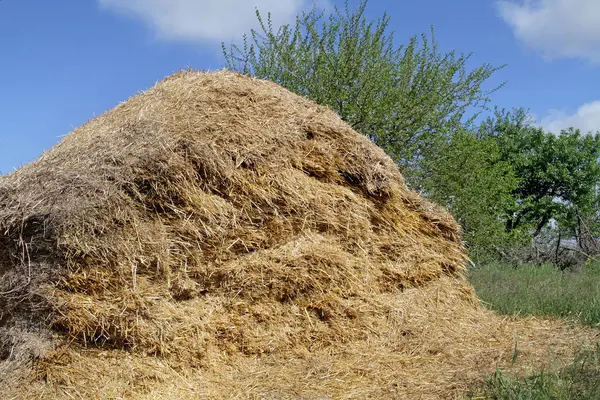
[0,70,596,399]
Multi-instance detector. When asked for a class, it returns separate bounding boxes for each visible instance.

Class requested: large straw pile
[0,70,596,399]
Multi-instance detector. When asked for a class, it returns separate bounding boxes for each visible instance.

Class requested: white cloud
[497,0,600,62]
[539,101,600,134]
[98,0,312,43]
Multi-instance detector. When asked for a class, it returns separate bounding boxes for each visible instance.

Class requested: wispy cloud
[98,0,313,43]
[496,0,600,63]
[539,101,600,134]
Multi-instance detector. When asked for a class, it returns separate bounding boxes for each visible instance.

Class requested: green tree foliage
[222,0,503,183]
[423,130,522,261]
[480,109,600,240]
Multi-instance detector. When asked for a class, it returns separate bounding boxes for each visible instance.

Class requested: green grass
[468,344,600,400]
[468,261,600,327]
[466,261,600,399]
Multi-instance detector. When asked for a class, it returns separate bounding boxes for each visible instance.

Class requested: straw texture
[0,70,596,399]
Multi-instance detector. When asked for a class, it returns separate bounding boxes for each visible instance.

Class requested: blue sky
[0,0,599,173]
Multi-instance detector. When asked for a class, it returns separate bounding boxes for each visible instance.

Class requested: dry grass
[0,70,596,399]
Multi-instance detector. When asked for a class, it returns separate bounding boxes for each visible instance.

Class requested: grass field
[468,344,600,399]
[468,262,600,327]
[467,261,600,399]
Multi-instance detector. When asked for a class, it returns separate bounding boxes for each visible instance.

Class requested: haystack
[0,70,596,399]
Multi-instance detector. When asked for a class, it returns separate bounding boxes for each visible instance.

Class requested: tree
[423,130,521,261]
[222,0,504,185]
[480,108,600,242]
